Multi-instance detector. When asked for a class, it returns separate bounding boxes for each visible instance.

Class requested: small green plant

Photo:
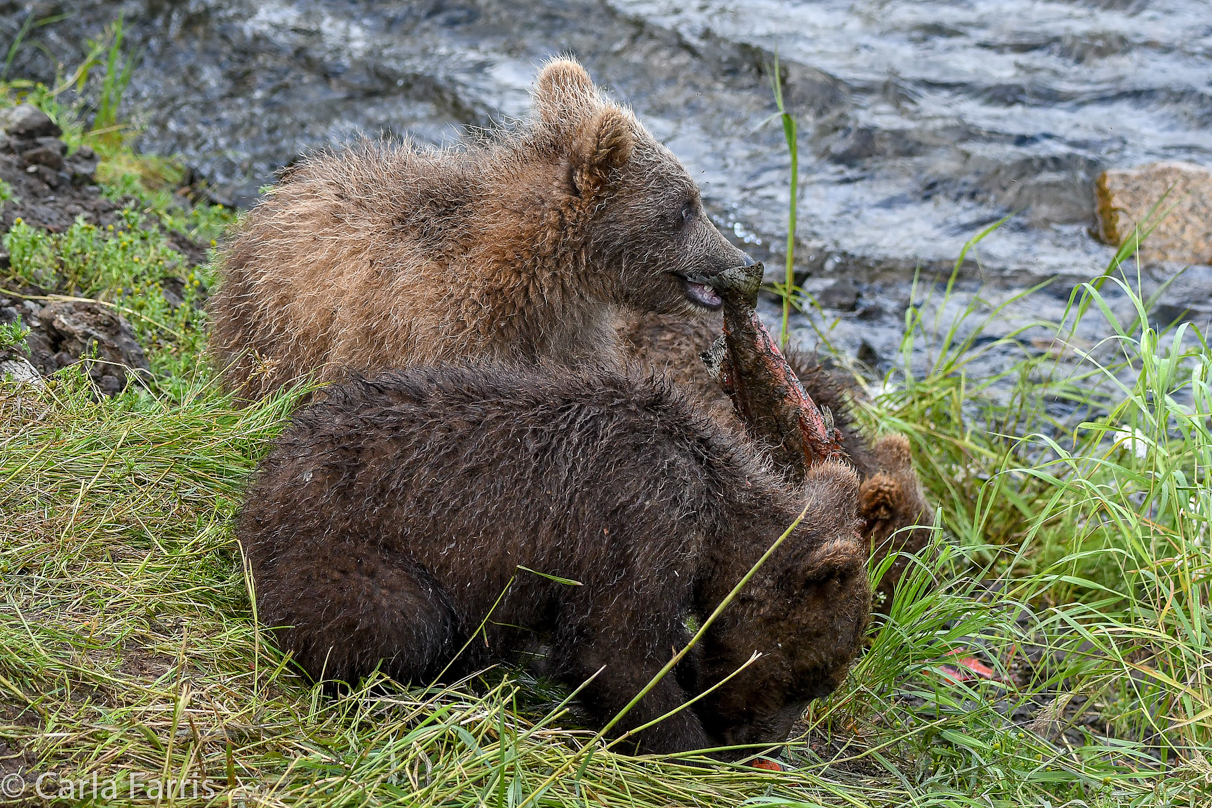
[0,315,29,354]
[3,213,182,296]
[92,14,138,143]
[2,16,142,155]
[0,178,13,208]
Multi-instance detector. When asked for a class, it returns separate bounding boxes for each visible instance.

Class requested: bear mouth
[678,275,723,310]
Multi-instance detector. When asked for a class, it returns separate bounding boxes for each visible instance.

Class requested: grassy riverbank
[1,81,1209,807]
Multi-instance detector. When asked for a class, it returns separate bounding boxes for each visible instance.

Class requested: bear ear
[569,106,635,196]
[533,57,597,130]
[858,473,900,524]
[795,538,865,591]
[574,107,634,171]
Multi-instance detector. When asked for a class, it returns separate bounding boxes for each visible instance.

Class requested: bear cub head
[695,465,871,750]
[530,58,754,314]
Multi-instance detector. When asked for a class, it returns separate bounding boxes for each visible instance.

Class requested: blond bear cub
[210,58,752,399]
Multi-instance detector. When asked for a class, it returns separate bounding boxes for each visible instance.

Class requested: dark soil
[0,295,151,395]
[0,702,39,806]
[0,104,208,396]
[0,104,118,234]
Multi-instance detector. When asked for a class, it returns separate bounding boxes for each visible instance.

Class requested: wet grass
[2,84,1211,807]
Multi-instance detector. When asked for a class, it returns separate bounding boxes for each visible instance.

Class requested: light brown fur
[209,58,749,399]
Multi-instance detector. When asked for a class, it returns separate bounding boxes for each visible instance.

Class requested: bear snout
[711,700,806,754]
[680,219,757,280]
[708,238,757,278]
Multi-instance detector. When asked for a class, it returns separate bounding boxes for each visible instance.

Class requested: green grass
[766,53,799,349]
[2,65,1212,808]
[2,213,213,391]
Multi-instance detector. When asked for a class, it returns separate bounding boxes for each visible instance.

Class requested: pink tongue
[688,281,722,307]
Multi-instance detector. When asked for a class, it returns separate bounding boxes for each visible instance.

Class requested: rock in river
[1095,162,1212,266]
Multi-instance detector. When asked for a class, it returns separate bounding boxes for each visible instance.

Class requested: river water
[6,0,1212,371]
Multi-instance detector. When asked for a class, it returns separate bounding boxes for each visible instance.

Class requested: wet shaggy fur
[623,311,933,611]
[239,365,870,755]
[210,58,750,400]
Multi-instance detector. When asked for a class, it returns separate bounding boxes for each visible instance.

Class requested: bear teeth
[683,279,723,309]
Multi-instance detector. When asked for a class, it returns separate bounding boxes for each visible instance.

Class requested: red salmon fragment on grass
[751,758,783,772]
[937,650,1004,685]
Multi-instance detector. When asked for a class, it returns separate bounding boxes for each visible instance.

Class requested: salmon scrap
[701,263,846,480]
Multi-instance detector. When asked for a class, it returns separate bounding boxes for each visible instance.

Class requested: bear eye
[680,201,697,225]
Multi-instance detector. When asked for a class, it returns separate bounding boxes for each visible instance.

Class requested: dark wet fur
[623,311,932,611]
[239,364,869,755]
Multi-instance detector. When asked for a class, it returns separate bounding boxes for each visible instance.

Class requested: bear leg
[253,545,459,687]
[547,633,715,755]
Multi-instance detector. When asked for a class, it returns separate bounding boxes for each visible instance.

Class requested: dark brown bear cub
[239,365,870,755]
